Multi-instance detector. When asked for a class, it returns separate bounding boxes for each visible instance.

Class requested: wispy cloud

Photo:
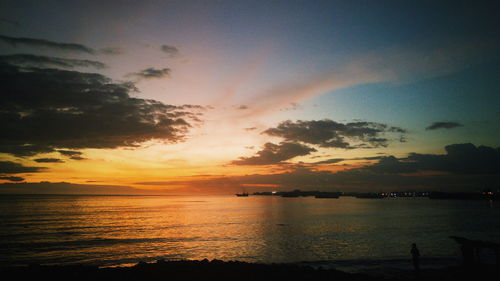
[426,122,463,130]
[34,158,64,163]
[0,34,121,55]
[237,39,500,118]
[0,54,106,69]
[0,161,45,174]
[0,176,24,182]
[231,142,316,165]
[161,44,179,57]
[127,67,171,79]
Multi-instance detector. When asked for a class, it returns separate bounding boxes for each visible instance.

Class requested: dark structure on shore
[450,236,500,265]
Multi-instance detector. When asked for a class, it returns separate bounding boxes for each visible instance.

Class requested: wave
[0,237,200,250]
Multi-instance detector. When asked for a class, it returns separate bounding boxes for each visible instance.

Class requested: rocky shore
[1,259,498,281]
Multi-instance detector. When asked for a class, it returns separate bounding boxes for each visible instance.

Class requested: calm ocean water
[1,195,499,272]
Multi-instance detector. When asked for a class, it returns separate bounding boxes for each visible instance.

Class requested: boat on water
[235,192,249,197]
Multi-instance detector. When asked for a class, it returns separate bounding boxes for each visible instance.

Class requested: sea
[1,195,499,275]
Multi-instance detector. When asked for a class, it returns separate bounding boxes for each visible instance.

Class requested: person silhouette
[411,243,420,276]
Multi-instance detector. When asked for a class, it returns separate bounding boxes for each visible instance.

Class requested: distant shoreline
[1,191,498,200]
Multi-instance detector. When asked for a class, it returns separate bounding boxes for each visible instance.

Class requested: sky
[0,0,499,194]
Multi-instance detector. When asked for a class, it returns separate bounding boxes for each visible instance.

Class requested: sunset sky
[0,0,499,194]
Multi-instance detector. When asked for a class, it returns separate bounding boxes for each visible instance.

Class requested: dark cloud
[0,34,120,55]
[34,158,64,163]
[313,155,386,165]
[58,151,86,161]
[361,156,417,174]
[263,119,406,149]
[231,142,316,165]
[69,156,87,161]
[0,144,56,157]
[244,127,257,131]
[426,121,464,130]
[314,158,344,164]
[127,67,171,79]
[353,156,386,161]
[0,176,24,182]
[0,54,106,69]
[0,34,95,54]
[0,161,45,174]
[0,62,200,157]
[237,105,249,110]
[178,104,206,110]
[356,143,499,175]
[57,150,82,157]
[407,143,499,174]
[160,45,179,57]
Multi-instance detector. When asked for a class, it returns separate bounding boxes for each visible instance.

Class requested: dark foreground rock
[1,259,498,281]
[0,260,373,281]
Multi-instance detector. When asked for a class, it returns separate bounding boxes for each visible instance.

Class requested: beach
[2,259,499,281]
